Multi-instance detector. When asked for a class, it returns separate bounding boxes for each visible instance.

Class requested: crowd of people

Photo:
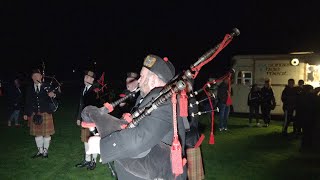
[247,78,320,151]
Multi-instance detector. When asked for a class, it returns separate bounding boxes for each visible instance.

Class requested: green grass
[0,96,319,180]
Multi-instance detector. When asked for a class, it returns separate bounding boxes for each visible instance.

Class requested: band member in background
[75,70,101,170]
[99,54,187,179]
[117,72,139,116]
[23,69,59,158]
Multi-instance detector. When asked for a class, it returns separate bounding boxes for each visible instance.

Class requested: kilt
[29,112,55,136]
[186,147,205,180]
[81,127,91,142]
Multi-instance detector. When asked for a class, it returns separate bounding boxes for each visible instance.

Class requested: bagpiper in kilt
[23,69,59,159]
[75,70,102,170]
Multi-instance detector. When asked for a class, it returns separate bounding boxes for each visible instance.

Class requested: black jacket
[24,82,58,116]
[76,85,101,121]
[100,87,187,180]
[247,90,261,107]
[281,86,297,110]
[7,84,23,110]
[260,86,275,108]
[217,82,229,105]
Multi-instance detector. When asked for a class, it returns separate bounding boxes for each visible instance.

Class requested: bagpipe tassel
[171,92,186,177]
[179,89,188,117]
[209,110,215,144]
[226,75,232,106]
[171,136,184,177]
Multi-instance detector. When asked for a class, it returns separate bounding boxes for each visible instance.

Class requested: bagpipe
[80,28,239,177]
[40,61,62,112]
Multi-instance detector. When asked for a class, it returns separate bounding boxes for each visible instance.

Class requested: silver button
[113,143,116,147]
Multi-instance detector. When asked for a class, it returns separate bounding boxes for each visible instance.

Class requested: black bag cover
[81,105,127,138]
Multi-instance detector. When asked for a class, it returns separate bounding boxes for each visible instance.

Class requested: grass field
[0,94,319,180]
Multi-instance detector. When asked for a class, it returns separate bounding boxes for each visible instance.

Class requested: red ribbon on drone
[97,72,107,92]
[190,33,235,79]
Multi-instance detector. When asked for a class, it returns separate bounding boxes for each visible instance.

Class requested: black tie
[83,87,88,95]
[36,85,40,93]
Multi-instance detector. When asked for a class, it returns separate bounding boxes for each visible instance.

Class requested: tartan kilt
[29,112,55,136]
[186,147,205,180]
[81,127,91,142]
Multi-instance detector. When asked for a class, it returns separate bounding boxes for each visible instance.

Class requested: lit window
[236,71,252,85]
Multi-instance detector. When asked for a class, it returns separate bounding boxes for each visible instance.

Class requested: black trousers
[282,108,296,133]
[261,105,271,124]
[249,105,259,123]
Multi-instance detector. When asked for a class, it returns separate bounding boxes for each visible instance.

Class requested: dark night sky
[1,1,320,89]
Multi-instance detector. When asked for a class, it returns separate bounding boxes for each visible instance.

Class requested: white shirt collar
[34,83,41,90]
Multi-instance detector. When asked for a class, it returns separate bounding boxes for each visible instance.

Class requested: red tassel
[226,94,232,106]
[209,110,215,144]
[179,90,188,117]
[209,132,215,144]
[226,75,232,106]
[171,136,183,176]
[103,102,114,113]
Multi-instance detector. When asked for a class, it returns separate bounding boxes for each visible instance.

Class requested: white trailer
[231,53,320,115]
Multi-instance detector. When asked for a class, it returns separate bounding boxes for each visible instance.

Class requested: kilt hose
[187,147,205,180]
[81,127,91,142]
[29,112,55,136]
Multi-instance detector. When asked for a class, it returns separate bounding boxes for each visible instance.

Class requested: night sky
[1,1,320,89]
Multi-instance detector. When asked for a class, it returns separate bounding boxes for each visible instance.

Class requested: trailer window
[236,71,252,85]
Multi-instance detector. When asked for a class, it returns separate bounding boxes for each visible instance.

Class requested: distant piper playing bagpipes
[75,70,103,170]
[23,66,61,159]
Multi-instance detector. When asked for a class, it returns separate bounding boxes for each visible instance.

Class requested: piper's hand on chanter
[23,115,28,121]
[48,91,56,98]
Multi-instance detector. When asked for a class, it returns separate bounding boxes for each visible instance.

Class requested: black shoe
[75,160,90,168]
[42,153,48,158]
[87,161,96,170]
[31,152,43,159]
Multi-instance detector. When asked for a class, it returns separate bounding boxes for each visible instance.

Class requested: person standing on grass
[23,69,59,158]
[295,79,305,135]
[217,78,232,131]
[7,78,23,127]
[260,78,276,127]
[75,70,102,170]
[298,85,315,150]
[281,78,297,135]
[247,84,261,127]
